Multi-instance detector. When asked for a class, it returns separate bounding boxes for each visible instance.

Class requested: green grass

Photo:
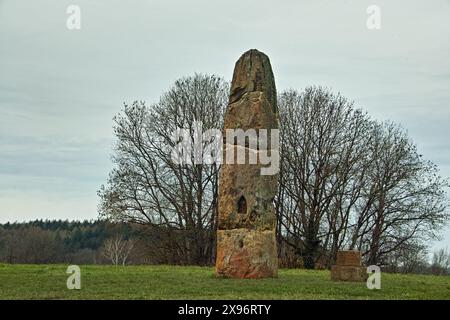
[0,264,449,300]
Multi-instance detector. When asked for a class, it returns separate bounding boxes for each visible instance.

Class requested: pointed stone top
[229,49,277,110]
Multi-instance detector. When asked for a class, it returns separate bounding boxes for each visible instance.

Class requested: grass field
[1,264,449,300]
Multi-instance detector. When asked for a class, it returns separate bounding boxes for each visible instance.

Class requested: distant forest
[0,220,153,265]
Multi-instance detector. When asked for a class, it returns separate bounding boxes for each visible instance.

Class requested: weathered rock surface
[229,49,277,110]
[215,49,279,279]
[331,265,368,282]
[336,250,362,266]
[216,229,277,278]
[218,145,277,231]
[224,91,278,134]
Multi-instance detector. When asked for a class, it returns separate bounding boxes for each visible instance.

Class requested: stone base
[331,265,367,282]
[216,229,278,279]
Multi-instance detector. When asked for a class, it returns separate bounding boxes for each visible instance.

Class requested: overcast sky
[1,0,449,252]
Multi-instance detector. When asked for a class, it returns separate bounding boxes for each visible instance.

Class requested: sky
[0,0,449,252]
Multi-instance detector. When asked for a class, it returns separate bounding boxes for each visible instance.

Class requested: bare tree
[277,87,371,268]
[102,235,135,266]
[98,74,229,265]
[384,241,429,274]
[277,87,449,269]
[431,248,450,275]
[353,122,449,265]
[99,78,449,270]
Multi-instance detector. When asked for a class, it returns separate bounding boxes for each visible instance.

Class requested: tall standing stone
[215,49,279,278]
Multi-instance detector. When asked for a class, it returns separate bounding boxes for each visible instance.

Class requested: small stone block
[336,250,361,266]
[331,265,367,282]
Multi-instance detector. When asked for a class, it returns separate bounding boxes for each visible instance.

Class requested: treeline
[0,220,211,265]
[0,219,448,274]
[0,220,131,264]
[98,74,450,273]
